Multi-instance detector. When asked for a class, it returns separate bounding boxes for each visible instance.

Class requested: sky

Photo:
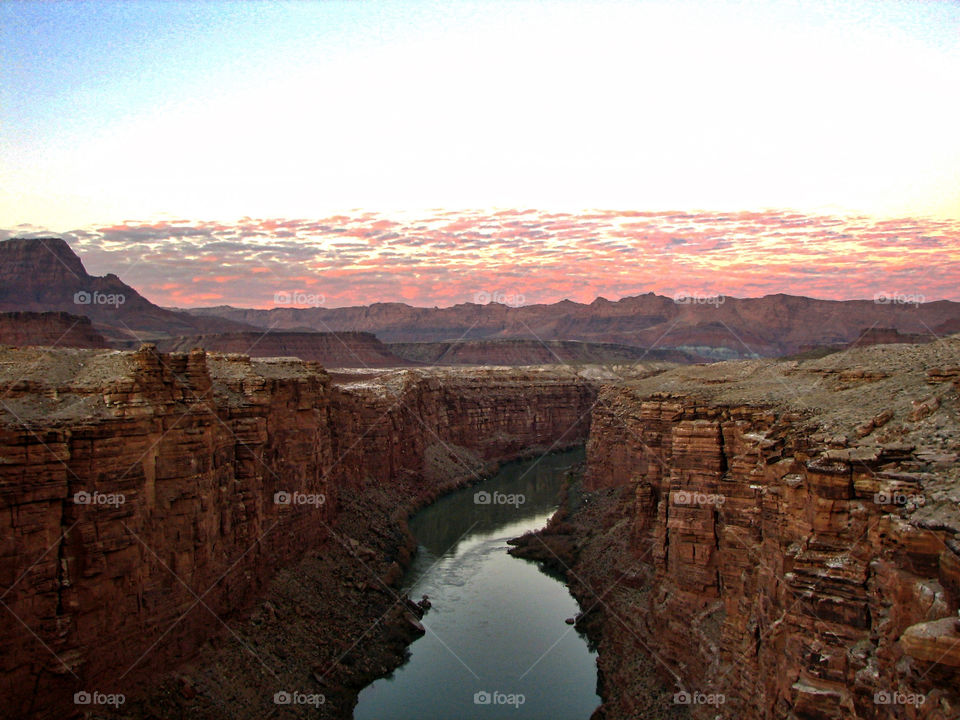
[2,0,959,307]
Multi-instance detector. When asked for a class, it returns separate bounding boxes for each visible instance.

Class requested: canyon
[0,345,595,718]
[2,244,959,717]
[1,337,958,718]
[516,338,960,719]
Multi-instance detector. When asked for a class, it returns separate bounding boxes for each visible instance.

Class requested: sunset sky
[2,1,959,307]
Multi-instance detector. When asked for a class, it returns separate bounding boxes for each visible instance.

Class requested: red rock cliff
[581,344,960,719]
[0,347,595,719]
[0,312,108,349]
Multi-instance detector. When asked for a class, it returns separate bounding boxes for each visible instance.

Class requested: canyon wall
[581,348,960,719]
[0,346,594,719]
[5,335,958,720]
[0,312,108,349]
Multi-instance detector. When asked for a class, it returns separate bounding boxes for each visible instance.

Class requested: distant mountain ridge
[189,293,960,357]
[3,235,959,359]
[0,237,255,342]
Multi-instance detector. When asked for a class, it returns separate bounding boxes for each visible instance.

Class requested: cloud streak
[9,209,959,309]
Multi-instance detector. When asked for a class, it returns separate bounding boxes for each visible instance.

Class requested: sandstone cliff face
[0,347,338,720]
[4,335,958,720]
[329,367,595,493]
[0,312,108,349]
[581,343,960,719]
[0,347,595,719]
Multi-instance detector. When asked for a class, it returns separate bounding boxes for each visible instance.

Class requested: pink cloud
[22,209,959,309]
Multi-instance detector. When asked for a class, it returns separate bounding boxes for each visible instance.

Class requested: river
[354,447,600,719]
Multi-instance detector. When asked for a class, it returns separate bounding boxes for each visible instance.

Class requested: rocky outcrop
[0,347,595,719]
[0,237,254,343]
[0,312,108,349]
[572,339,960,719]
[153,330,414,368]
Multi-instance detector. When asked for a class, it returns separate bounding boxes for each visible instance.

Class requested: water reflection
[355,447,600,720]
[409,449,585,560]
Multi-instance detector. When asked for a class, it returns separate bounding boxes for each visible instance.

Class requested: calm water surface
[354,448,600,720]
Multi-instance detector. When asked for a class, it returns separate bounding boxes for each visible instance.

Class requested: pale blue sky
[3,0,960,227]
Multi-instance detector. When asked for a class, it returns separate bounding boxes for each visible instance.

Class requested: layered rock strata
[569,340,960,719]
[0,346,595,719]
[0,312,108,349]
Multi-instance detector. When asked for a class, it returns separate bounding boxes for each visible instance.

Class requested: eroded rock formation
[3,334,959,720]
[570,340,960,719]
[0,346,595,719]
